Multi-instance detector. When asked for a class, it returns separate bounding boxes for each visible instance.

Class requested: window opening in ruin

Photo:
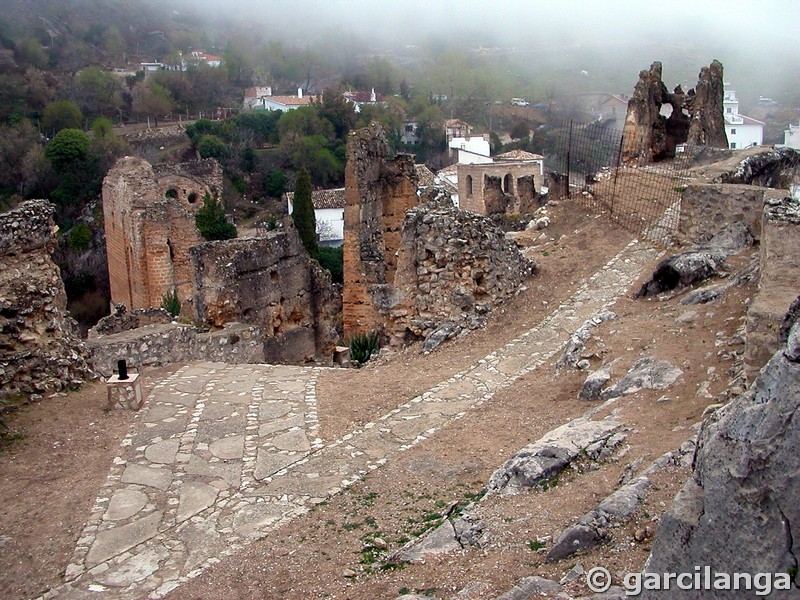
[466,175,473,197]
[166,238,174,261]
[503,173,512,192]
[165,188,178,199]
[187,192,198,204]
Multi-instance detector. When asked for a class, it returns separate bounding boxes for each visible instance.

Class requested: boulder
[643,320,800,598]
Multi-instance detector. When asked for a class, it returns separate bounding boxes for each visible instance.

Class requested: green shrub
[161,289,181,317]
[196,195,237,241]
[348,331,380,366]
[67,223,92,252]
[318,245,343,284]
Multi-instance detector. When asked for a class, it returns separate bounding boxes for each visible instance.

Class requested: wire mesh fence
[547,120,692,246]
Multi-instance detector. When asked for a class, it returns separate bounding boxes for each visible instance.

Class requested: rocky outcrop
[0,200,93,397]
[644,322,800,598]
[622,61,727,163]
[709,145,800,189]
[486,417,624,495]
[685,60,728,148]
[636,222,753,298]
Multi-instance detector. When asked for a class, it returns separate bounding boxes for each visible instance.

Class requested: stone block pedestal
[106,373,143,410]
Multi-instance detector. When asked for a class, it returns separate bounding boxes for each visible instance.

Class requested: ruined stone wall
[745,196,800,378]
[87,322,264,377]
[0,200,93,397]
[102,156,222,311]
[457,162,544,214]
[679,183,786,244]
[190,220,339,364]
[382,198,537,346]
[343,122,420,334]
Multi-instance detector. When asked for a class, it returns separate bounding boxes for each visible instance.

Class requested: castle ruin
[103,156,223,311]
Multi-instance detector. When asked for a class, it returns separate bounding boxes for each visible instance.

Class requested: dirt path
[0,201,756,600]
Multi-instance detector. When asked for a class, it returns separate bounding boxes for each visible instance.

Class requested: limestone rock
[495,576,563,599]
[644,325,800,598]
[580,365,612,401]
[601,357,682,400]
[685,59,728,148]
[487,417,622,494]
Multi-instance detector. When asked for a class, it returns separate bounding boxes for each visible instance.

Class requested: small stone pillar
[106,372,143,410]
[333,345,351,367]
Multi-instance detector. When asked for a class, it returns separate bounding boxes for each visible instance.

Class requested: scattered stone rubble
[0,200,93,397]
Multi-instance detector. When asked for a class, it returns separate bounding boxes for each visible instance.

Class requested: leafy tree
[45,128,90,173]
[197,134,227,160]
[66,222,93,252]
[291,136,342,187]
[291,169,318,260]
[91,116,113,138]
[196,195,237,241]
[318,246,343,284]
[42,100,83,135]
[264,168,286,197]
[510,121,531,140]
[131,81,174,126]
[14,38,48,69]
[72,67,124,118]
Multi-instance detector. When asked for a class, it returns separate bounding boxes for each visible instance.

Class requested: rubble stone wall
[679,183,786,243]
[383,199,537,346]
[87,322,264,377]
[0,200,93,397]
[745,196,800,378]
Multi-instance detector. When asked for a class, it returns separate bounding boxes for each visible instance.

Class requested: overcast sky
[178,0,798,98]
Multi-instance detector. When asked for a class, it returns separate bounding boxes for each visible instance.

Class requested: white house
[401,121,420,145]
[285,188,345,247]
[448,135,492,164]
[260,88,314,112]
[243,86,273,111]
[190,50,222,68]
[784,121,800,150]
[723,87,764,149]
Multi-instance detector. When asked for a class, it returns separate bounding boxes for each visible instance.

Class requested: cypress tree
[292,168,319,260]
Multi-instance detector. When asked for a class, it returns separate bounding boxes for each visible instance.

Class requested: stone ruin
[92,156,340,372]
[0,200,93,397]
[103,156,222,312]
[622,60,728,163]
[343,123,536,348]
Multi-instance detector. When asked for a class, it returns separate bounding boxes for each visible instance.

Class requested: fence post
[611,131,624,216]
[566,120,573,198]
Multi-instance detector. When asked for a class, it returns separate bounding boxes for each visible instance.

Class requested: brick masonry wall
[343,123,420,335]
[457,162,544,214]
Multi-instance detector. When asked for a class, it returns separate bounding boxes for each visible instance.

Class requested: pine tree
[292,168,319,260]
[195,195,237,241]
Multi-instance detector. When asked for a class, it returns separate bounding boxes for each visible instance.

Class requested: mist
[166,0,798,102]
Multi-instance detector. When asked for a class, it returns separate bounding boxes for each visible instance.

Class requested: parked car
[510,98,530,107]
[758,96,778,106]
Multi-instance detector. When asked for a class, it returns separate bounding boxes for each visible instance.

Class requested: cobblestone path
[46,240,660,599]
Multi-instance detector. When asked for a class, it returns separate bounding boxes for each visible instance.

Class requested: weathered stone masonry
[343,123,536,347]
[343,122,420,335]
[190,219,339,364]
[102,156,222,311]
[0,200,93,397]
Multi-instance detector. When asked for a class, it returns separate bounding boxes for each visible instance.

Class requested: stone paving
[45,239,661,600]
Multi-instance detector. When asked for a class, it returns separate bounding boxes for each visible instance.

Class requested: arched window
[503,173,513,192]
[466,175,473,197]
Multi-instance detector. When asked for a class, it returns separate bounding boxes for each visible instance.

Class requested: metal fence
[547,120,691,246]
